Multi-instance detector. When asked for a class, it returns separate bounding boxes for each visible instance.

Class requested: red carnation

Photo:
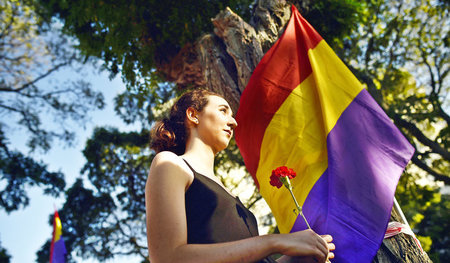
[270,166,297,188]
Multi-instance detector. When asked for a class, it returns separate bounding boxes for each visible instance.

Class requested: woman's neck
[182,137,216,176]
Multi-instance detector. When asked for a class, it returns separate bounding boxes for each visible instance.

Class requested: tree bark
[374,206,432,263]
[159,0,431,262]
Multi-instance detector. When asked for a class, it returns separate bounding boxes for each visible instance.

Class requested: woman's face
[195,95,237,153]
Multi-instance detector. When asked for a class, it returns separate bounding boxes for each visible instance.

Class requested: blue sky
[0,67,142,263]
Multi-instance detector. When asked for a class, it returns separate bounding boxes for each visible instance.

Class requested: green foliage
[416,194,450,262]
[343,0,449,182]
[1,0,105,152]
[113,71,177,126]
[396,168,450,262]
[0,0,105,216]
[0,240,11,263]
[36,178,117,263]
[395,167,440,227]
[33,0,254,88]
[37,127,152,262]
[342,0,449,260]
[215,138,245,173]
[0,133,65,213]
[32,0,364,90]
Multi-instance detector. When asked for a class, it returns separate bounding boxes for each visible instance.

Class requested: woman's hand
[320,234,335,262]
[275,230,335,263]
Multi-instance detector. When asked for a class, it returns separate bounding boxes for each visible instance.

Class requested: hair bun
[150,119,176,153]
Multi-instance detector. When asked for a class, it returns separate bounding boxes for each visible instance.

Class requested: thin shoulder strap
[182,159,197,174]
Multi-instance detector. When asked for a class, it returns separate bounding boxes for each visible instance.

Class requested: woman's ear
[186,107,199,126]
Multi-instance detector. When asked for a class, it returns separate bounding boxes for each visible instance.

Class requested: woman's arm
[145,152,333,263]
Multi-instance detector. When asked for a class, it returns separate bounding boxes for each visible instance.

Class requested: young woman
[145,89,335,263]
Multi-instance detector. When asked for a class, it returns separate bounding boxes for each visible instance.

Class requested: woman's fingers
[321,237,335,251]
[320,235,333,243]
[319,235,333,255]
[319,234,335,252]
[328,242,335,251]
[318,234,335,262]
[319,238,329,259]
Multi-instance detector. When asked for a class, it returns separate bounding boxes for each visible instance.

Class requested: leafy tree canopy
[33,0,362,89]
[342,1,449,260]
[37,127,152,263]
[0,133,64,212]
[33,0,255,88]
[341,0,449,183]
[0,0,105,215]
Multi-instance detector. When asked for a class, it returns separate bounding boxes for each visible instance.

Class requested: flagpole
[393,197,409,226]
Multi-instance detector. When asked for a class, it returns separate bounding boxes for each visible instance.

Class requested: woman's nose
[229,116,238,129]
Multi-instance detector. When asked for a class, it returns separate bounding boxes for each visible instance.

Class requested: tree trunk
[373,205,432,263]
[160,0,291,113]
[159,0,431,262]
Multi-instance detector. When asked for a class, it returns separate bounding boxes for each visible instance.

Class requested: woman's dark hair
[150,89,222,155]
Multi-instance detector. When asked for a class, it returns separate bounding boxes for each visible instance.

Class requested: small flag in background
[50,210,67,263]
[235,5,414,263]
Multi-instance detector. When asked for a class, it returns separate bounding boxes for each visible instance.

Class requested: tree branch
[0,55,27,61]
[430,92,450,126]
[416,20,450,126]
[0,103,21,113]
[411,155,450,185]
[0,61,71,93]
[110,213,147,260]
[393,114,450,160]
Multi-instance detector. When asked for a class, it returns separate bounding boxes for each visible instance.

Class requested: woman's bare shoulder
[151,151,186,169]
[152,151,181,163]
[148,151,193,186]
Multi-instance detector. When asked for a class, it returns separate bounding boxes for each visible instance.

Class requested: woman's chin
[214,142,229,154]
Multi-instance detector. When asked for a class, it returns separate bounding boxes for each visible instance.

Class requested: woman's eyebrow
[219,104,234,116]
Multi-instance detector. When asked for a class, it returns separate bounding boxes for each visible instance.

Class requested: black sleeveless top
[184,160,276,263]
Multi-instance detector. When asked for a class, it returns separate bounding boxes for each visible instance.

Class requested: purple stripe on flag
[51,239,67,263]
[291,89,414,262]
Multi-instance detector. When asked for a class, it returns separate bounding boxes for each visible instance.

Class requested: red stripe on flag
[235,5,322,185]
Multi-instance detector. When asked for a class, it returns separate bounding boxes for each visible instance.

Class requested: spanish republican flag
[235,5,414,262]
[50,210,67,263]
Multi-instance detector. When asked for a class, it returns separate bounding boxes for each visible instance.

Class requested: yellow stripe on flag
[309,41,364,133]
[54,216,63,242]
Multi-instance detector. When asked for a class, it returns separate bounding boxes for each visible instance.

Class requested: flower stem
[287,186,311,230]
